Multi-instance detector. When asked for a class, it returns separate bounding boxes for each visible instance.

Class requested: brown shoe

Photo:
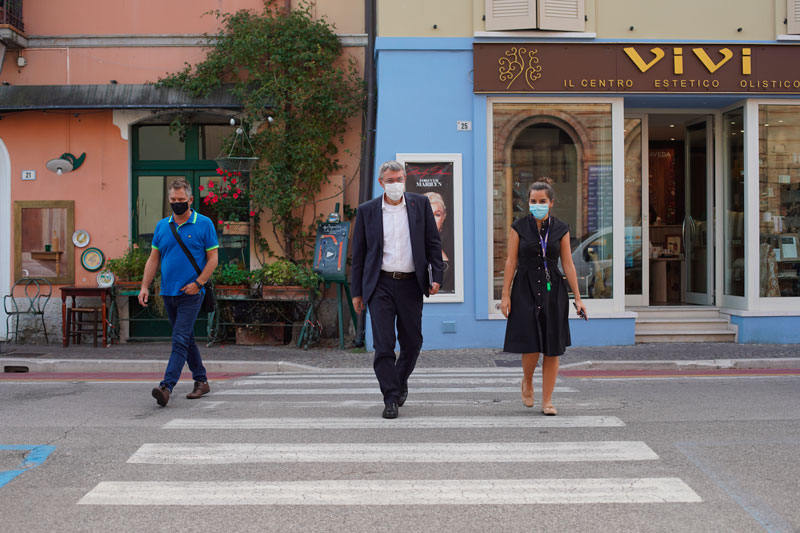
[186,381,210,399]
[152,386,170,407]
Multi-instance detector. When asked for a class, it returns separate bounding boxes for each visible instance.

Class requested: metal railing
[0,0,24,32]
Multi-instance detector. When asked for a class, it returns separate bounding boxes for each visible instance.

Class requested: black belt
[381,270,415,280]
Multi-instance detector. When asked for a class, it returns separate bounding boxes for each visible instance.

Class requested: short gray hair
[168,178,193,197]
[378,160,405,180]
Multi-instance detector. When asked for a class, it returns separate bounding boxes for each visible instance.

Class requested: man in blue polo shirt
[139,178,219,407]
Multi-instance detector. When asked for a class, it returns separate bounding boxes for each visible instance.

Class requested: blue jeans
[160,292,206,391]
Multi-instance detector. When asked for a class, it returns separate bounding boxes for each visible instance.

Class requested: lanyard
[539,222,551,292]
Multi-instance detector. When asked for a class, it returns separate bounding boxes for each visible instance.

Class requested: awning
[0,84,242,111]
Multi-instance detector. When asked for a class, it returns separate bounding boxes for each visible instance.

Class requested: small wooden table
[60,286,112,348]
[30,250,64,276]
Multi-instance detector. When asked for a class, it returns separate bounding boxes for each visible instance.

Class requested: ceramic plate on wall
[96,270,115,288]
[72,230,90,248]
[81,247,105,271]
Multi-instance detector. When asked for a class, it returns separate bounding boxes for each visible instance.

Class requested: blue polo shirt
[151,210,219,296]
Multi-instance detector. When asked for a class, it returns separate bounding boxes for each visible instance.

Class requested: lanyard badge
[540,224,551,292]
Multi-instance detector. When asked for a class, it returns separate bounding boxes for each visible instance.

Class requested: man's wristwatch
[194,280,203,290]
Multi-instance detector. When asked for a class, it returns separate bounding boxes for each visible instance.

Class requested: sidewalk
[1,341,799,373]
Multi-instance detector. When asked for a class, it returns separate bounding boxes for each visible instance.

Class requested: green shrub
[212,263,252,286]
[106,242,151,281]
[252,259,320,290]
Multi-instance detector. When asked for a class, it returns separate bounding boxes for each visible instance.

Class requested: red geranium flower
[207,181,215,189]
[249,211,255,217]
[231,178,237,185]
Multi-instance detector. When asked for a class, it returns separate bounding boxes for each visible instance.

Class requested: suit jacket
[351,192,444,303]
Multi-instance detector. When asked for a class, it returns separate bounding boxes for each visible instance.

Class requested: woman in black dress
[501,177,586,415]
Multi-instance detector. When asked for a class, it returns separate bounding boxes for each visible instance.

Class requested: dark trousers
[160,292,207,391]
[368,276,424,405]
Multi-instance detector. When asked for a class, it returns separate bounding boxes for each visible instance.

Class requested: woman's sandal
[521,379,534,408]
[541,405,557,416]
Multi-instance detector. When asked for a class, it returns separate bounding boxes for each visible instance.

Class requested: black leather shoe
[398,387,408,407]
[382,402,399,419]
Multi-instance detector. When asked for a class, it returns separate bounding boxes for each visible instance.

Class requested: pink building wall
[0,0,366,338]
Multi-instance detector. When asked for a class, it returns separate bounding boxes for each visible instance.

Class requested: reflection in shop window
[759,105,800,297]
[492,103,613,305]
[724,108,745,297]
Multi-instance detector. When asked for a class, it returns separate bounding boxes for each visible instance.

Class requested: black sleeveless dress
[503,215,571,356]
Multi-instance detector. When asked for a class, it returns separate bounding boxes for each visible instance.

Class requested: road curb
[559,358,800,371]
[0,358,318,374]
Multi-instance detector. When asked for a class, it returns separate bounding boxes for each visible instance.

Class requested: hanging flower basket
[215,156,260,173]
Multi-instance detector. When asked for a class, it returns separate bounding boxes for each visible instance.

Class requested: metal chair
[3,278,52,344]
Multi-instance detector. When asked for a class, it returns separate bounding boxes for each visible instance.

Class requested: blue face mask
[530,203,550,220]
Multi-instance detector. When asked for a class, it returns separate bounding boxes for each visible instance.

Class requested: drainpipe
[353,0,377,347]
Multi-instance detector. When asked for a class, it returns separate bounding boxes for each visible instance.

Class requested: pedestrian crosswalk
[79,368,703,510]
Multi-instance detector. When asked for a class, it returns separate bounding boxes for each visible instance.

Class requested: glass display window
[490,102,613,307]
[759,105,800,298]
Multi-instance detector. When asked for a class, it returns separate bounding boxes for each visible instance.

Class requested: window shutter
[537,0,585,32]
[485,0,537,31]
[789,0,800,34]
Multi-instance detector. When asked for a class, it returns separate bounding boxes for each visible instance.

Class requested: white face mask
[384,182,405,202]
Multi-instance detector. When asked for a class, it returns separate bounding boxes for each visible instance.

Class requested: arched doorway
[0,138,10,339]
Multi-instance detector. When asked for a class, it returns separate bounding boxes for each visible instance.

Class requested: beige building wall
[379,0,789,40]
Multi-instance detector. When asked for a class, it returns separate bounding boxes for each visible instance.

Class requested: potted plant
[252,259,320,301]
[212,263,252,298]
[200,168,255,235]
[105,242,165,316]
[105,242,151,290]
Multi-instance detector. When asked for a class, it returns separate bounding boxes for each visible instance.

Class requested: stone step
[633,309,722,319]
[635,330,737,343]
[635,319,731,333]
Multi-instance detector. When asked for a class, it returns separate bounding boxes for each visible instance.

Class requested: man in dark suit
[351,160,444,419]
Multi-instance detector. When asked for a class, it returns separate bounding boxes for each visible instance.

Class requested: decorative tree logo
[498,47,542,90]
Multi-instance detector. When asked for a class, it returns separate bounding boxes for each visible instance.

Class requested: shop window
[200,125,235,160]
[759,105,800,297]
[485,0,585,32]
[491,103,612,307]
[136,126,185,161]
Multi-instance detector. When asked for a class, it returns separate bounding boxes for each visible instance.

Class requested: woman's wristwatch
[194,280,203,289]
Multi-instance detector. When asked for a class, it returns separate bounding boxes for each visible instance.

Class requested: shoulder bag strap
[169,220,203,276]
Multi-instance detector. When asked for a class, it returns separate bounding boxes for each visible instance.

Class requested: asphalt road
[0,368,798,532]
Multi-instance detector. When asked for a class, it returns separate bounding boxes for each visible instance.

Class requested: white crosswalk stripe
[232,377,542,385]
[162,415,625,429]
[79,368,703,509]
[213,386,577,395]
[129,441,658,464]
[79,478,701,505]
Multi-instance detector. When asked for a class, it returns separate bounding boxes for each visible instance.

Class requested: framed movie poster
[396,153,463,303]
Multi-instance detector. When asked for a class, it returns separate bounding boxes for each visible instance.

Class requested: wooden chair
[65,307,103,347]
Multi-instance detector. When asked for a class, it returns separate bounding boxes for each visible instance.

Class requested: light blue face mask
[530,203,550,220]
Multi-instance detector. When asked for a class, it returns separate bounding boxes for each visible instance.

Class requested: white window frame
[748,98,800,311]
[395,152,465,303]
[486,96,624,319]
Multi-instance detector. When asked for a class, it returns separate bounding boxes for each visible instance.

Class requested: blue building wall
[365,37,636,350]
[730,315,800,344]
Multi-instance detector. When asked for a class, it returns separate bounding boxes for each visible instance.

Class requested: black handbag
[169,221,216,313]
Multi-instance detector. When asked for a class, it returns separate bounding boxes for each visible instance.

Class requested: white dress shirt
[381,194,415,273]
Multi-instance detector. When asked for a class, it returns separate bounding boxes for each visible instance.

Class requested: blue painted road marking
[0,445,56,488]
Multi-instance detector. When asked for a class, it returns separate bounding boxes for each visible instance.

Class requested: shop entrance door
[624,115,648,306]
[684,117,714,305]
